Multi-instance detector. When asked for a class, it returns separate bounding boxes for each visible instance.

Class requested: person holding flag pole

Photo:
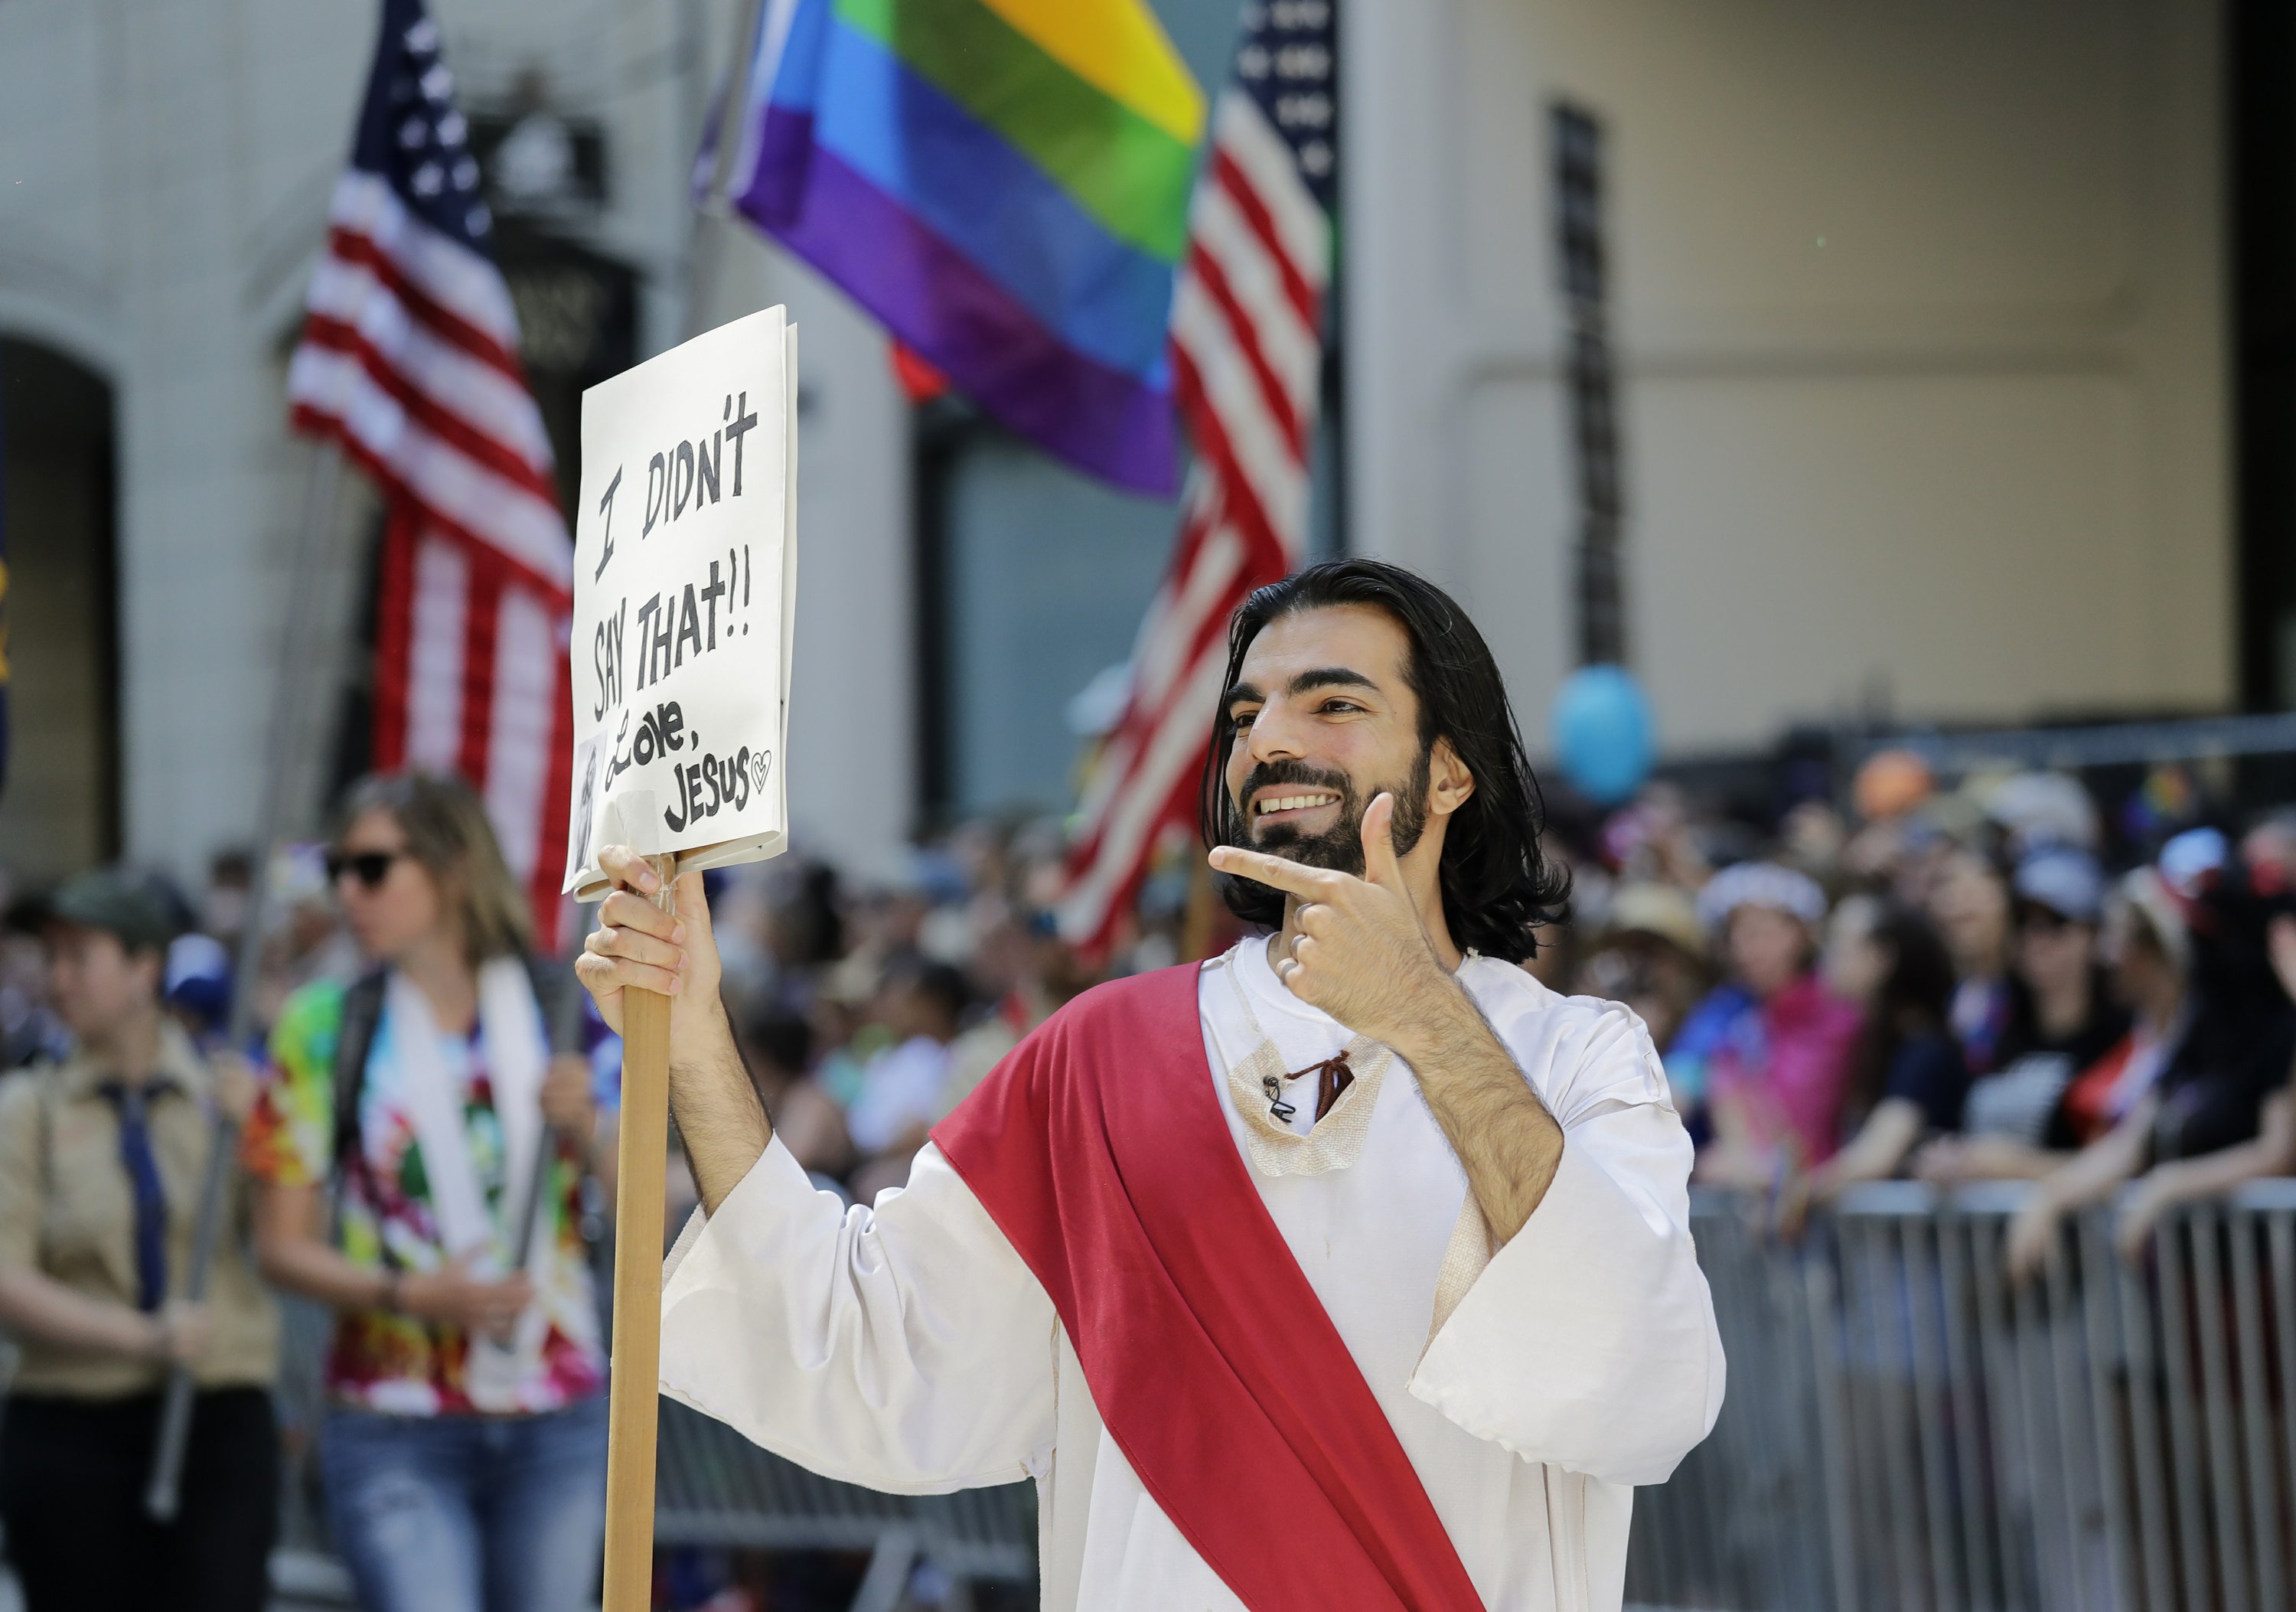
[0,870,282,1612]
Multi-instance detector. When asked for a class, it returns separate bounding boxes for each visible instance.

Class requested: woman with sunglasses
[242,772,612,1612]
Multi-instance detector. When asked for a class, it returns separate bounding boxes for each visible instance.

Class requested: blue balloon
[1551,664,1655,804]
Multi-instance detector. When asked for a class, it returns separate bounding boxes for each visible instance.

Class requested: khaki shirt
[0,1022,279,1398]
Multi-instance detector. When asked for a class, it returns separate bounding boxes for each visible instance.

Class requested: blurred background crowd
[11,736,2296,1611]
[14,741,2296,1258]
[15,0,2296,1604]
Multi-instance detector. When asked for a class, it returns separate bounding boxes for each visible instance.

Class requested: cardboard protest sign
[563,306,798,899]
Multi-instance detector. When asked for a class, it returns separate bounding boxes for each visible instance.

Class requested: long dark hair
[336,771,533,965]
[1196,559,1570,961]
[1844,899,1956,1123]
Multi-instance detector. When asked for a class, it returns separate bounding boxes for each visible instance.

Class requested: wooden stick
[601,856,677,1612]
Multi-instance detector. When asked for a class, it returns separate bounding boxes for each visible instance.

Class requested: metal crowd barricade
[1627,1180,2296,1612]
[653,1400,1035,1605]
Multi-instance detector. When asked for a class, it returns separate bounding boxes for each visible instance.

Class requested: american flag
[1059,0,1336,954]
[288,0,575,945]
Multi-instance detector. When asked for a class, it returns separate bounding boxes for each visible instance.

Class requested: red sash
[931,965,1487,1612]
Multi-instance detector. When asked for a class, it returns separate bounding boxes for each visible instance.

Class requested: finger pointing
[1208,845,1342,899]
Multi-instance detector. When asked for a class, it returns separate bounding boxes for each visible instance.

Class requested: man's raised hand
[576,846,771,1213]
[575,844,726,1070]
[1208,794,1456,1045]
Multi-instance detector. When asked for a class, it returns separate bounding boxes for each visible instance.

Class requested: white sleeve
[1407,1004,1725,1487]
[658,1136,1060,1493]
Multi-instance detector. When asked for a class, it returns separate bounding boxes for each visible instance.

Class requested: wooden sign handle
[602,856,677,1612]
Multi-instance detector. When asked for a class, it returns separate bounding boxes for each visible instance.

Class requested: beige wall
[0,0,2241,878]
[1347,0,2230,754]
[0,0,927,881]
[0,0,726,879]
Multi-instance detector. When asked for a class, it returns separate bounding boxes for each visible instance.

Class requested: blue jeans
[320,1396,609,1612]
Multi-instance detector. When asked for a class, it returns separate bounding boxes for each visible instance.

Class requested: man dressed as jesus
[577,559,1724,1612]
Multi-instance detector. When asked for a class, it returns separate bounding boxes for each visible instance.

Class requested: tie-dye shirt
[242,974,611,1415]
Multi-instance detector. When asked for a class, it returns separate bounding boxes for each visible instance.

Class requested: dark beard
[1226,747,1433,877]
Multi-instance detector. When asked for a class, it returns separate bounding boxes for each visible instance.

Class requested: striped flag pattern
[1059,0,1336,954]
[287,0,575,945]
[728,0,1204,493]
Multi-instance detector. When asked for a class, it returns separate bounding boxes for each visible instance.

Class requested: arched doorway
[0,338,119,879]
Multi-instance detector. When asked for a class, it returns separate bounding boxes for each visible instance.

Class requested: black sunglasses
[326,849,407,890]
[2015,903,2075,935]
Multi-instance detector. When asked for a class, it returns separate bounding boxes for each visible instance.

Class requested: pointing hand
[1208,794,1453,1043]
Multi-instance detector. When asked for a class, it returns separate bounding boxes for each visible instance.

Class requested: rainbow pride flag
[727,0,1204,494]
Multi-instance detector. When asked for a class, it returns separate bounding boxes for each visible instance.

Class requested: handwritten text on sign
[564,306,797,898]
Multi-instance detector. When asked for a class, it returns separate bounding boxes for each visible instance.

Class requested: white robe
[660,939,1725,1611]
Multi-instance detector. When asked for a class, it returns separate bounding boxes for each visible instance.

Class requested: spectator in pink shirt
[1679,863,1862,1188]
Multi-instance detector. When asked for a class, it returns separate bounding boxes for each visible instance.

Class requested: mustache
[1228,761,1354,840]
[1235,760,1352,804]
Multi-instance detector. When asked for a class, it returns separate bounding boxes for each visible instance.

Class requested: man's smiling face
[1220,604,1434,876]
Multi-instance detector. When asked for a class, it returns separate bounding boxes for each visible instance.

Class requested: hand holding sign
[566,308,797,1612]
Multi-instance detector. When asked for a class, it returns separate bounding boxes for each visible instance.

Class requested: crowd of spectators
[7,748,2296,1610]
[543,746,2296,1279]
[1554,757,2296,1276]
[11,752,2296,1284]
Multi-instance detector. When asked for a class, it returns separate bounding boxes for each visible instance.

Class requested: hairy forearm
[1390,984,1563,1243]
[0,1266,157,1359]
[670,1003,775,1216]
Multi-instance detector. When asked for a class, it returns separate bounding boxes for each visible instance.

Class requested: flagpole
[145,439,345,1521]
[683,0,768,336]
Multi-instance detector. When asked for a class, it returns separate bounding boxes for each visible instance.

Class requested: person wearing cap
[163,929,235,1046]
[2242,807,2296,888]
[0,868,280,1612]
[1675,862,1861,1188]
[1922,864,2177,1188]
[1576,883,1713,1058]
[2005,853,2296,1280]
[1983,771,2100,861]
[1958,850,2128,1143]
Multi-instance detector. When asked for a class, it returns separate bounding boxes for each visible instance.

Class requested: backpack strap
[330,969,391,1177]
[330,961,576,1163]
[325,960,579,1249]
